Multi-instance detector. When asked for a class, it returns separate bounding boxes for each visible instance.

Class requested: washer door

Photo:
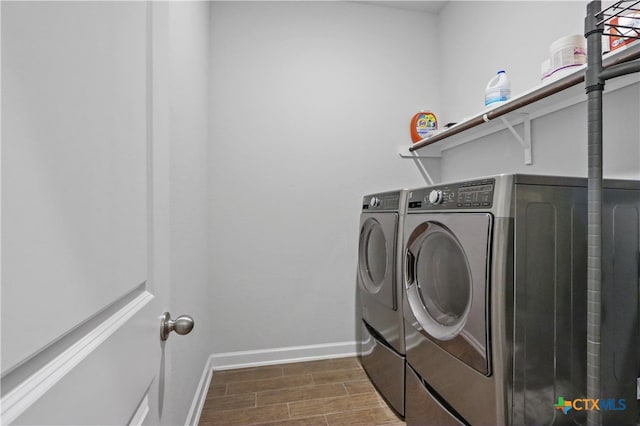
[405,214,492,375]
[358,213,397,310]
[406,222,472,339]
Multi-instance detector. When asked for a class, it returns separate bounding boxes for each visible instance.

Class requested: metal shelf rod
[585,2,640,425]
[584,4,604,425]
[599,57,640,79]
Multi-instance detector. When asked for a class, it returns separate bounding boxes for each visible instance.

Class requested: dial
[370,196,381,207]
[428,190,443,205]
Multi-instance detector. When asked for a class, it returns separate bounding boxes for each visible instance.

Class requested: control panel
[408,178,495,211]
[362,192,401,211]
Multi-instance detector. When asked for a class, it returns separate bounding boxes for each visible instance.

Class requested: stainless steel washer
[403,174,640,426]
[356,189,407,417]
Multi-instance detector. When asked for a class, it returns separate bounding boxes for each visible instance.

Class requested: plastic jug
[485,70,511,106]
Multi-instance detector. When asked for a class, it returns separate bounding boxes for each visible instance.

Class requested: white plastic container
[550,34,586,75]
[485,70,511,106]
[541,59,551,81]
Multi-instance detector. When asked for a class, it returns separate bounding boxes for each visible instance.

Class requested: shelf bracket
[397,145,441,159]
[411,153,435,185]
[397,146,437,185]
[499,113,532,165]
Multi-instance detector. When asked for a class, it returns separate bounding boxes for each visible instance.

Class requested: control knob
[370,196,381,207]
[428,190,443,205]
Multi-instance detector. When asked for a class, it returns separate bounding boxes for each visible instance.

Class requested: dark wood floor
[198,357,405,426]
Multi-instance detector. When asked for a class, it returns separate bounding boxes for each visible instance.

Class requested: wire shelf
[598,1,640,45]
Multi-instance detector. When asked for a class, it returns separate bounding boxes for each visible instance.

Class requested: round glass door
[358,218,388,293]
[406,222,472,340]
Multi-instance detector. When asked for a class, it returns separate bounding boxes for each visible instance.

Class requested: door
[404,213,492,375]
[358,213,398,310]
[2,2,172,424]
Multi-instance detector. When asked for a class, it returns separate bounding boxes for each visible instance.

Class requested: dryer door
[405,213,492,375]
[358,213,398,310]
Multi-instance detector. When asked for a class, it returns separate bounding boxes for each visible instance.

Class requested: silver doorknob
[160,312,195,341]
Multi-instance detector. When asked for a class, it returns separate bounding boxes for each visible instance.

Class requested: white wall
[166,2,213,424]
[438,1,588,125]
[208,1,439,357]
[434,1,640,183]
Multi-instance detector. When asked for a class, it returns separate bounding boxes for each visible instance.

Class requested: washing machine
[402,174,640,426]
[356,189,407,417]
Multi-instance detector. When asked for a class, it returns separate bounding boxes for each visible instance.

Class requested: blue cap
[498,70,505,74]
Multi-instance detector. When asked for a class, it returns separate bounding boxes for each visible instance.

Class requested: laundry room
[2,1,639,425]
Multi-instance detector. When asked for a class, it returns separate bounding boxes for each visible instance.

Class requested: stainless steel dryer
[357,189,407,417]
[402,174,640,426]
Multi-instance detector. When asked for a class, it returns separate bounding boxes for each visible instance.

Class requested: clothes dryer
[402,174,640,426]
[356,190,407,417]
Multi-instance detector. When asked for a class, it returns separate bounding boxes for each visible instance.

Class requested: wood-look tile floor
[199,357,405,426]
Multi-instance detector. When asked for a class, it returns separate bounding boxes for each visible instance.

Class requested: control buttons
[428,190,443,205]
[407,180,494,211]
[370,196,381,207]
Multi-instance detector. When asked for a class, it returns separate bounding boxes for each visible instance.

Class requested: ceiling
[357,1,448,14]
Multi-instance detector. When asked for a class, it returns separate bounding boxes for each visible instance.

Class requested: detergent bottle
[410,111,438,143]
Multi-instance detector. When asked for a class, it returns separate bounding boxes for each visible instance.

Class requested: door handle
[160,312,195,341]
[406,249,415,287]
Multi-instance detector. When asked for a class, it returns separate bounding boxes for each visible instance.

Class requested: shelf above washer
[402,42,640,160]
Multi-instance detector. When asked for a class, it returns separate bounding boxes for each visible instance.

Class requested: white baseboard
[184,354,214,426]
[210,341,358,371]
[184,341,358,425]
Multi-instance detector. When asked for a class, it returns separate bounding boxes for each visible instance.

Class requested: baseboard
[184,341,358,425]
[184,354,214,426]
[210,341,358,371]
